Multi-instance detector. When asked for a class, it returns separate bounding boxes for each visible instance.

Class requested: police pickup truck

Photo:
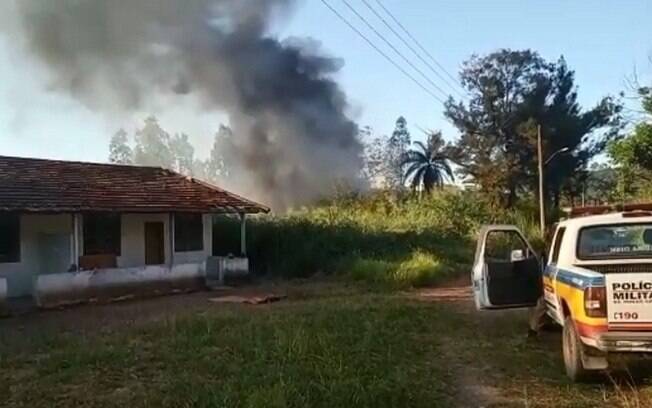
[472,206,652,381]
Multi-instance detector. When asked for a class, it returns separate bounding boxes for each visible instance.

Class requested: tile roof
[0,155,269,214]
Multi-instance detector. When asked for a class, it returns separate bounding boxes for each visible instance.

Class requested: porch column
[168,213,175,267]
[70,214,76,268]
[240,213,247,256]
[71,213,81,270]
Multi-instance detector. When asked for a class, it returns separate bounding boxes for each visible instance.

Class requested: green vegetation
[213,189,544,286]
[0,289,452,408]
[444,50,621,209]
[2,283,651,407]
[402,131,454,192]
[348,250,455,288]
[609,84,652,201]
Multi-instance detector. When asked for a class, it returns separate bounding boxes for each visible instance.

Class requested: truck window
[578,223,652,259]
[550,227,566,264]
[485,230,528,261]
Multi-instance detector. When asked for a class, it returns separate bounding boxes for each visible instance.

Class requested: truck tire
[562,316,591,382]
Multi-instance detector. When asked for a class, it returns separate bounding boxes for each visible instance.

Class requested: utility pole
[538,124,545,236]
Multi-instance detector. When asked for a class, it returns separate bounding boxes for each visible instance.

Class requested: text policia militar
[612,281,652,301]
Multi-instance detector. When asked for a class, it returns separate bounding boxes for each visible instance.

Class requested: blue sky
[0,0,650,162]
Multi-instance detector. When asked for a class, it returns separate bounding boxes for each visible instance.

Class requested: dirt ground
[0,284,297,353]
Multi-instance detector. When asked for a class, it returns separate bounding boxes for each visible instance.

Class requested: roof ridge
[0,155,270,214]
[0,154,162,170]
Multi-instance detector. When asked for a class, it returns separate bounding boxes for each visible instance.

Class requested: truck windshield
[578,223,652,259]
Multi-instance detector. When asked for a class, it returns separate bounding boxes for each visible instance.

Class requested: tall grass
[214,189,545,287]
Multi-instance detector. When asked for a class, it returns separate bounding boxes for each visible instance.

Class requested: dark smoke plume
[2,0,363,210]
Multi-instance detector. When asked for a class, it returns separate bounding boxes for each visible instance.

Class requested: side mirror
[510,249,525,262]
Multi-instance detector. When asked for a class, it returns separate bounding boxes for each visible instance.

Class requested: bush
[393,251,452,288]
[347,258,396,284]
[344,251,455,288]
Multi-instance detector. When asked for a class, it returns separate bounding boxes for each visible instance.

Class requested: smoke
[2,0,364,210]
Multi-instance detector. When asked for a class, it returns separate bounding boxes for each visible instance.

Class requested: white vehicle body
[472,211,652,381]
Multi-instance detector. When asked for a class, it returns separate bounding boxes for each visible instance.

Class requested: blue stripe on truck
[544,266,604,289]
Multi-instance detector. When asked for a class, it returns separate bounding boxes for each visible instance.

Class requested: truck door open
[472,225,542,309]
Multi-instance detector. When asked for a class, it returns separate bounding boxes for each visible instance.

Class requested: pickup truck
[472,209,652,381]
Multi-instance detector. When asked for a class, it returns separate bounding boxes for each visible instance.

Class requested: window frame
[549,227,566,265]
[83,213,122,256]
[174,213,204,253]
[0,213,20,263]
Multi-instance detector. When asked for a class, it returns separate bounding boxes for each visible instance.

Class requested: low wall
[34,263,205,308]
[0,278,7,316]
[206,257,249,286]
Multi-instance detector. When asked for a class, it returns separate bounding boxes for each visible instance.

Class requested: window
[174,213,204,252]
[578,223,652,260]
[0,214,20,263]
[83,213,121,255]
[212,215,242,256]
[485,230,528,261]
[550,227,566,264]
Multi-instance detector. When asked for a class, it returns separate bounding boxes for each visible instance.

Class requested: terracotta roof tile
[0,156,269,214]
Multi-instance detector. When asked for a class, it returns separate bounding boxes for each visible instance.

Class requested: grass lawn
[2,282,652,407]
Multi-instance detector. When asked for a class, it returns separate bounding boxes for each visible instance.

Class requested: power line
[319,0,447,105]
[373,0,463,96]
[340,0,452,102]
[360,0,467,100]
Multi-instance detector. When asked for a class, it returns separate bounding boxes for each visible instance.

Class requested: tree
[191,159,210,181]
[445,49,621,209]
[385,116,411,189]
[133,116,174,169]
[108,129,133,164]
[402,131,454,193]
[360,125,387,188]
[609,83,652,200]
[206,124,232,183]
[168,133,195,175]
[108,117,235,184]
[537,59,621,208]
[582,163,619,205]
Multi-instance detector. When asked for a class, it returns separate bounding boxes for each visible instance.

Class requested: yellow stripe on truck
[543,276,607,327]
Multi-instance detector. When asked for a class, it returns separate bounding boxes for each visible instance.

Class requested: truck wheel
[562,316,591,382]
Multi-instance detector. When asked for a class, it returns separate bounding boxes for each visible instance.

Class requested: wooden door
[145,222,165,265]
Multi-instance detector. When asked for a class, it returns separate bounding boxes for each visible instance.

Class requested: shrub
[347,258,396,284]
[344,251,455,288]
[393,251,451,288]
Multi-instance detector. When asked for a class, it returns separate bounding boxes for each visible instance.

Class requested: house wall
[118,213,212,267]
[0,214,72,298]
[119,213,171,267]
[0,213,213,298]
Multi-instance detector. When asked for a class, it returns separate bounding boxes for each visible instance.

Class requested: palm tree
[402,131,454,192]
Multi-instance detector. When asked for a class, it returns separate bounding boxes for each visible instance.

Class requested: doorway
[145,222,165,265]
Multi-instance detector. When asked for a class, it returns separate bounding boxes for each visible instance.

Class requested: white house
[0,155,269,309]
